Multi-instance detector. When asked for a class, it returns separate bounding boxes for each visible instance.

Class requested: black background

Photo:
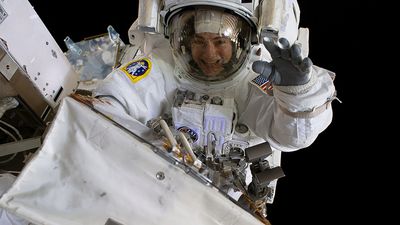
[26,0,372,224]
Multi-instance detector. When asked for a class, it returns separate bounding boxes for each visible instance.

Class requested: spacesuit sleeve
[91,94,153,139]
[91,68,153,138]
[252,65,336,152]
[91,56,172,139]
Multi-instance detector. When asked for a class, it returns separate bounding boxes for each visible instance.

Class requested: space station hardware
[0,0,79,165]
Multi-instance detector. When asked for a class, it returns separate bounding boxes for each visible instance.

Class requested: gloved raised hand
[252,37,313,87]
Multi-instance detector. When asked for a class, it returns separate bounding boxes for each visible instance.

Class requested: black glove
[252,37,312,86]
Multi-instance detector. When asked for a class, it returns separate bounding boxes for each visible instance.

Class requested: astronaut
[92,0,336,220]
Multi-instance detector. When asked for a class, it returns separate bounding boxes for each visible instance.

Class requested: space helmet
[168,6,252,82]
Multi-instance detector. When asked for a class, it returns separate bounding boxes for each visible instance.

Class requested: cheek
[191,46,201,62]
[220,45,233,61]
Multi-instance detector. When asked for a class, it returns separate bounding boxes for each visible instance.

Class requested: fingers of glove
[263,37,280,58]
[252,61,274,77]
[300,57,313,73]
[290,43,303,65]
[278,38,291,60]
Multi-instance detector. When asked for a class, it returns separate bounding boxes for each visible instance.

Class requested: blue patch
[178,126,199,142]
[120,58,152,83]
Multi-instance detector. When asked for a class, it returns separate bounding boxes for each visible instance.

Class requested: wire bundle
[0,97,22,164]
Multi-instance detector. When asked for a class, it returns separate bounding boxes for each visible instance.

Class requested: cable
[0,169,20,175]
[0,120,23,140]
[0,97,22,164]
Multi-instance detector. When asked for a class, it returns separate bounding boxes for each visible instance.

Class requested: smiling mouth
[201,59,220,65]
[199,63,224,76]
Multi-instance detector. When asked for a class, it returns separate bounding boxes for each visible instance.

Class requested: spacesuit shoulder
[94,56,161,100]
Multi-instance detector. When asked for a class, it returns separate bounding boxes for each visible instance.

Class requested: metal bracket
[0,136,41,157]
[0,52,18,80]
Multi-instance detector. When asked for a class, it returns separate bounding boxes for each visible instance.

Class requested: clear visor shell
[169,7,251,82]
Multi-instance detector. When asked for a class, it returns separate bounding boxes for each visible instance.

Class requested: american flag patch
[250,74,273,95]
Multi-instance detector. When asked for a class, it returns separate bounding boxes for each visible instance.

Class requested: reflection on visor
[191,33,233,77]
[169,7,251,82]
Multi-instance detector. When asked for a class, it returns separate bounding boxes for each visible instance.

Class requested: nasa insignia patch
[120,58,152,83]
[178,126,199,142]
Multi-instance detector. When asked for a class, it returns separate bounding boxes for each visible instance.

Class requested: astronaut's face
[190,33,233,77]
[169,7,251,82]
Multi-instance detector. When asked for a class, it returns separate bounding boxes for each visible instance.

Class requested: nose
[202,41,218,60]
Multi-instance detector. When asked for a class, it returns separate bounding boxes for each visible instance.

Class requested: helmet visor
[169,7,251,82]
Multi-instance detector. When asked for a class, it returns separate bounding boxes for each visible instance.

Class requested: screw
[156,171,165,180]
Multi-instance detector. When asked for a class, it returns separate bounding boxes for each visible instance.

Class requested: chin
[201,68,223,77]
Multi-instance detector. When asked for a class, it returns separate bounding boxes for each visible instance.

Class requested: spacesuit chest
[171,89,251,156]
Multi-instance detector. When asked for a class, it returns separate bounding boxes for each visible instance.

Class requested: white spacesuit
[92,0,336,219]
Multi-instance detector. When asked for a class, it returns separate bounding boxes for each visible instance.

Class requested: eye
[214,38,229,46]
[192,38,206,45]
